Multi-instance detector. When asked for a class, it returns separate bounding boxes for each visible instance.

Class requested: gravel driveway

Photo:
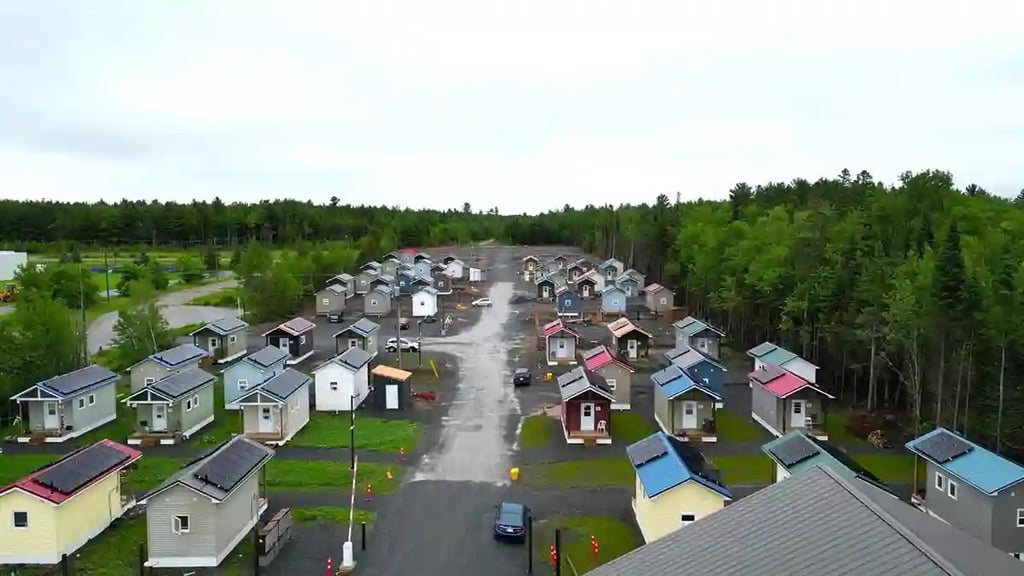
[87,280,238,354]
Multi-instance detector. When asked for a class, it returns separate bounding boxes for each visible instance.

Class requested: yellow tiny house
[0,440,141,565]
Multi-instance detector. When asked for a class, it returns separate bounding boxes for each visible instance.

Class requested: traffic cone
[365,483,373,502]
[326,555,333,576]
[399,446,406,461]
[385,468,393,480]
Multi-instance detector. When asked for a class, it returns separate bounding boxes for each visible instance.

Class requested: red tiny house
[557,367,614,445]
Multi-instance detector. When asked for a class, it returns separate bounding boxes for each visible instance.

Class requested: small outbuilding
[370,365,413,411]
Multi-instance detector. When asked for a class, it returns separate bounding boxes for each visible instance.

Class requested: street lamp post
[349,394,356,471]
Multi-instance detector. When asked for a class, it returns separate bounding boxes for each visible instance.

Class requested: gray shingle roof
[245,346,289,369]
[585,465,1024,576]
[150,368,215,400]
[192,316,248,336]
[335,318,380,339]
[557,367,614,402]
[35,365,118,397]
[276,317,315,335]
[322,284,346,295]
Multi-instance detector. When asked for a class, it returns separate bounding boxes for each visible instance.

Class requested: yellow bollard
[510,467,520,482]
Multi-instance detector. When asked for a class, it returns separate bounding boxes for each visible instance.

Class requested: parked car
[420,315,437,324]
[472,298,493,307]
[399,317,411,330]
[327,311,344,323]
[513,368,532,386]
[385,337,420,353]
[493,502,528,542]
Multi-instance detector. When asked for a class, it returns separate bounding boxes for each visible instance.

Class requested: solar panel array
[769,436,821,468]
[41,365,117,395]
[154,344,207,367]
[152,369,215,399]
[209,316,247,334]
[261,369,310,400]
[34,443,130,495]
[915,430,973,463]
[627,435,668,467]
[194,439,268,492]
[651,364,684,387]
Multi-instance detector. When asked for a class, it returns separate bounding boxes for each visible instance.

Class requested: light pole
[395,291,403,369]
[349,394,356,471]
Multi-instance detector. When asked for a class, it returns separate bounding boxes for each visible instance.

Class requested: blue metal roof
[650,364,723,400]
[906,428,1024,495]
[628,433,732,499]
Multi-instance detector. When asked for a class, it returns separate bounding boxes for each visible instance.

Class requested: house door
[542,286,550,298]
[348,338,359,349]
[556,339,568,359]
[43,402,59,429]
[580,403,595,431]
[259,407,276,433]
[681,401,698,429]
[627,339,638,359]
[582,285,590,298]
[277,337,290,353]
[385,384,400,410]
[152,404,168,432]
[790,400,805,428]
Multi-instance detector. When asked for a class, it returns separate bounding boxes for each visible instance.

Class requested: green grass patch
[710,454,773,485]
[825,411,867,444]
[91,272,122,293]
[292,506,376,525]
[290,414,421,452]
[611,411,657,443]
[189,379,241,447]
[187,287,240,307]
[519,414,555,448]
[0,454,57,485]
[715,410,765,442]
[266,460,401,494]
[122,457,187,492]
[521,459,633,489]
[853,453,921,483]
[533,515,641,573]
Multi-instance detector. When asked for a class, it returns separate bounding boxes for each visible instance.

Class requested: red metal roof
[583,345,635,372]
[1,440,141,504]
[542,319,578,338]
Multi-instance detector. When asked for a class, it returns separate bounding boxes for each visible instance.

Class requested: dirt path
[87,280,238,354]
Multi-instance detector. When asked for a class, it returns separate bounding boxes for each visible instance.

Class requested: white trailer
[0,251,27,281]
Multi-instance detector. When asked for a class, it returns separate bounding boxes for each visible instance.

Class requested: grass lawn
[292,506,376,525]
[519,414,554,448]
[611,412,657,443]
[266,460,401,494]
[715,410,765,442]
[710,454,773,485]
[521,459,634,489]
[533,515,641,573]
[187,287,240,307]
[0,454,58,485]
[853,453,922,483]
[123,457,187,492]
[825,411,867,444]
[290,414,421,452]
[91,272,122,293]
[73,381,137,446]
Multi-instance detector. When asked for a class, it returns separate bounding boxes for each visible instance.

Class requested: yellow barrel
[510,467,520,482]
[546,372,553,382]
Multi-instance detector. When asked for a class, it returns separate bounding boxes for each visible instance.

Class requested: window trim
[185,398,193,411]
[606,379,617,391]
[228,335,238,344]
[299,335,306,345]
[192,394,199,409]
[172,514,190,534]
[88,393,96,406]
[78,397,86,409]
[237,379,249,391]
[329,382,339,391]
[947,479,958,500]
[322,298,331,306]
[680,513,696,527]
[1016,508,1024,528]
[12,511,28,529]
[935,472,945,491]
[144,377,156,385]
[209,337,219,349]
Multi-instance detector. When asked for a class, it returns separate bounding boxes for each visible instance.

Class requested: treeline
[510,170,1024,458]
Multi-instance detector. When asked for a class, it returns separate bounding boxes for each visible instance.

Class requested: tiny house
[412,286,439,317]
[643,283,674,315]
[326,273,355,298]
[262,317,316,365]
[747,342,819,384]
[189,317,249,364]
[601,286,628,315]
[652,363,724,442]
[574,272,599,299]
[363,285,394,317]
[10,365,120,443]
[333,317,381,357]
[673,316,725,359]
[312,346,373,411]
[542,319,580,365]
[130,344,210,393]
[124,368,217,445]
[536,275,556,300]
[749,364,834,439]
[581,345,636,410]
[231,368,311,445]
[315,284,347,316]
[557,367,613,445]
[608,317,653,360]
[221,346,289,409]
[370,365,413,411]
[522,255,539,272]
[556,289,582,317]
[354,269,378,294]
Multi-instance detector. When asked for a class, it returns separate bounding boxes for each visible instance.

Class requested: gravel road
[87,280,238,354]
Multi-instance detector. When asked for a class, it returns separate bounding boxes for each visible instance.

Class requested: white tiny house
[412,286,439,317]
[312,346,373,411]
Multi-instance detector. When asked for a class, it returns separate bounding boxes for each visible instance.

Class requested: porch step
[583,437,597,447]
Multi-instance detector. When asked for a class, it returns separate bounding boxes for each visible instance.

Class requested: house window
[262,407,272,420]
[78,397,86,409]
[660,297,667,305]
[300,335,307,345]
[680,514,695,527]
[88,394,96,406]
[1016,508,1024,528]
[947,480,958,500]
[12,511,28,528]
[935,472,945,491]
[606,379,617,391]
[322,298,330,306]
[370,299,378,307]
[229,335,238,344]
[192,395,199,408]
[209,337,219,349]
[237,379,249,391]
[172,514,190,534]
[144,377,156,385]
[185,399,193,411]
[330,382,339,391]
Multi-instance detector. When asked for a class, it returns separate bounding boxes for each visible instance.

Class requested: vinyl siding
[991,487,1024,554]
[0,491,57,562]
[546,335,577,364]
[193,329,248,362]
[223,362,283,408]
[147,485,218,562]
[689,334,721,359]
[924,461,995,547]
[314,364,369,411]
[283,390,310,438]
[784,357,818,384]
[130,360,179,393]
[597,363,631,408]
[55,473,124,554]
[215,475,262,554]
[177,385,215,434]
[315,292,346,316]
[634,475,727,543]
[63,382,117,435]
[751,384,781,434]
[670,395,714,433]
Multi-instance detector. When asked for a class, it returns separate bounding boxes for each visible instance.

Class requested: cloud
[0,0,1022,213]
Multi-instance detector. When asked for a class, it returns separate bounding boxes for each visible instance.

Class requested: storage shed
[370,365,413,411]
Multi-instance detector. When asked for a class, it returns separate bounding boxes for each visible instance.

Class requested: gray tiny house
[139,436,274,568]
[10,365,120,443]
[190,317,249,364]
[354,269,378,294]
[130,344,210,393]
[333,317,381,357]
[749,364,833,439]
[327,273,355,297]
[651,363,724,441]
[906,428,1024,558]
[221,346,289,409]
[231,368,312,446]
[363,285,393,317]
[315,284,347,316]
[124,368,217,445]
[673,316,725,359]
[262,317,316,365]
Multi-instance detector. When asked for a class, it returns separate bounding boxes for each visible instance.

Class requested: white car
[385,338,420,353]
[472,298,493,307]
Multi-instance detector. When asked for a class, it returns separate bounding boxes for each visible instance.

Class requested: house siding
[334,333,379,358]
[0,491,57,563]
[363,292,392,317]
[595,363,631,409]
[412,292,438,317]
[613,334,650,361]
[284,391,310,439]
[563,392,611,435]
[546,335,577,364]
[991,487,1024,554]
[54,473,125,556]
[645,290,674,314]
[177,385,215,435]
[669,394,714,433]
[601,291,627,314]
[315,291,346,316]
[577,280,597,299]
[131,360,186,393]
[633,475,726,544]
[354,272,374,294]
[381,260,400,277]
[214,475,262,556]
[923,461,995,547]
[315,363,369,411]
[751,384,780,434]
[784,357,818,384]
[537,281,554,300]
[617,280,639,297]
[193,329,248,363]
[61,382,117,435]
[779,389,824,434]
[147,484,219,562]
[689,332,721,359]
[223,361,285,408]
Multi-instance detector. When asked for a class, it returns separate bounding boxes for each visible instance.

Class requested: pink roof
[583,347,635,372]
[1,440,141,504]
[542,319,579,338]
[644,282,665,294]
[756,369,833,399]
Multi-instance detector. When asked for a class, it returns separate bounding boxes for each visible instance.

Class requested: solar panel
[915,431,973,463]
[627,435,668,467]
[41,365,117,395]
[152,369,214,399]
[154,344,207,367]
[34,443,130,495]
[769,436,821,468]
[194,439,268,492]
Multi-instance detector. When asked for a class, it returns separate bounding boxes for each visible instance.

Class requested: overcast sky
[1,1,1022,214]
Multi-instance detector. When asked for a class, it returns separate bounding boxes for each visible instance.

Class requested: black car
[493,502,528,542]
[327,311,344,323]
[399,317,411,330]
[513,368,532,386]
[420,315,437,324]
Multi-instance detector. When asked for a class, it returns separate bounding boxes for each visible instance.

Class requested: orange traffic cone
[326,555,333,576]
[365,484,373,502]
[399,446,406,461]
[385,468,393,480]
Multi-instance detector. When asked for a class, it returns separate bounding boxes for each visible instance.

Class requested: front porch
[654,413,719,443]
[750,410,829,441]
[15,412,117,444]
[565,428,612,445]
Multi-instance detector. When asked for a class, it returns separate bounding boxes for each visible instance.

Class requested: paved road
[88,280,238,354]
[0,304,11,317]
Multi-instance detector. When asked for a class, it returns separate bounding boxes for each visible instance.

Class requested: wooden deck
[568,429,612,446]
[127,431,178,446]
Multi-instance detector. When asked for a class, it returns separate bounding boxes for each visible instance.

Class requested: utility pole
[349,394,356,471]
[395,292,403,369]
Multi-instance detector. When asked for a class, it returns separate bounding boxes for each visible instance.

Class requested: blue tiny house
[601,286,628,315]
[556,289,583,317]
